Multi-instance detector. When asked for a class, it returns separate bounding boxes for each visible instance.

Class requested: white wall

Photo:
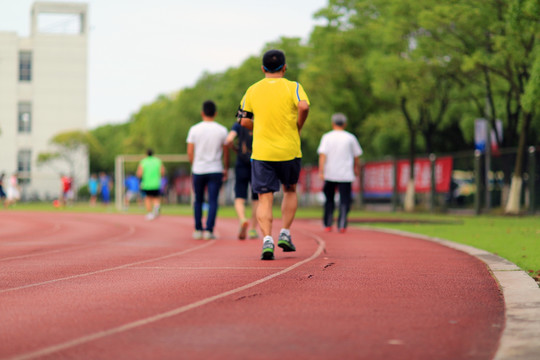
[0,2,89,200]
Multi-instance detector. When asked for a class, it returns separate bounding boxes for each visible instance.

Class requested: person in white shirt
[317,113,363,233]
[186,100,229,240]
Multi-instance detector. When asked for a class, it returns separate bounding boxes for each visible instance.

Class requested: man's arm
[354,156,361,177]
[297,100,310,133]
[240,118,253,130]
[222,145,229,181]
[187,143,195,165]
[318,153,326,180]
[225,130,238,147]
[136,164,143,178]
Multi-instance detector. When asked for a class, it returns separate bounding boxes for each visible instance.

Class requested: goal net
[114,154,190,210]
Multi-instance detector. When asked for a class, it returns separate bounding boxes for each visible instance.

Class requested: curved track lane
[0,212,504,360]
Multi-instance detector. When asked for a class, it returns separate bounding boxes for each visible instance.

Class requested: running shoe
[338,228,347,234]
[238,220,249,240]
[248,229,259,239]
[324,226,332,232]
[277,232,296,252]
[203,231,216,240]
[261,239,275,260]
[192,230,203,240]
[145,213,155,221]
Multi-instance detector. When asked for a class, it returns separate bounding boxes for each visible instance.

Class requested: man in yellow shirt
[239,49,310,260]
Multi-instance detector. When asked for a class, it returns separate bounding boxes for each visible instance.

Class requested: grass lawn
[5,202,540,281]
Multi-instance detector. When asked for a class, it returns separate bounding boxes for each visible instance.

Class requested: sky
[0,0,328,128]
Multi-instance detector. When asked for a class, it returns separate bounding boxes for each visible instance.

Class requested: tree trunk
[505,112,532,214]
[404,179,416,212]
[401,97,416,212]
[505,175,522,214]
[404,128,416,212]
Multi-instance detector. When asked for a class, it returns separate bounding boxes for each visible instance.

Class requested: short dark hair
[262,49,286,73]
[202,100,217,117]
[147,149,154,156]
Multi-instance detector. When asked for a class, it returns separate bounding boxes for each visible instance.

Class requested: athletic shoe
[192,230,203,240]
[203,231,216,240]
[324,226,332,232]
[145,213,155,221]
[248,229,259,239]
[238,220,249,240]
[261,239,275,260]
[338,228,347,234]
[277,232,296,252]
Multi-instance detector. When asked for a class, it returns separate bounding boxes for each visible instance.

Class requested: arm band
[236,106,253,123]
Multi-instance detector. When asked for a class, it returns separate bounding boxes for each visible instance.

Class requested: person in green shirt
[136,149,165,220]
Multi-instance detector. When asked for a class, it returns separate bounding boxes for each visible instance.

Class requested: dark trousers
[192,173,223,232]
[323,181,352,229]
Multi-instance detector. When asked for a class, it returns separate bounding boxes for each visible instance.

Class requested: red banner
[174,176,192,196]
[362,156,453,198]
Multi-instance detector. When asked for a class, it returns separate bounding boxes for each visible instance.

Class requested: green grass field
[5,202,540,282]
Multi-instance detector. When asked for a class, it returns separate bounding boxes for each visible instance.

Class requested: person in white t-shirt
[186,100,229,240]
[317,113,363,233]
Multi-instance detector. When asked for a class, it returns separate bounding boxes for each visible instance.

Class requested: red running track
[0,211,504,360]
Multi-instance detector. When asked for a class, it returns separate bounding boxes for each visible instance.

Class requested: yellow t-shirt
[241,78,310,161]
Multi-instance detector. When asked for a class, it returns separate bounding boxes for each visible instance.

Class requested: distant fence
[27,147,536,215]
[166,146,537,214]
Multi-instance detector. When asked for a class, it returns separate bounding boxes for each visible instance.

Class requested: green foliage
[87,0,538,175]
[38,130,101,173]
[90,123,130,174]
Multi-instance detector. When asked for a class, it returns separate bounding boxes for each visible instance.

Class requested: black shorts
[251,158,301,194]
[141,189,160,197]
[235,163,259,201]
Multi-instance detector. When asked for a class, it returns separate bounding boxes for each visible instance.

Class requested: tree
[504,0,540,214]
[37,130,101,190]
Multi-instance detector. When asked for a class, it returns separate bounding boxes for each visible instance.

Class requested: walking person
[238,49,310,260]
[88,173,98,206]
[187,100,229,240]
[124,173,141,208]
[98,172,112,206]
[136,149,165,220]
[0,172,6,206]
[317,113,363,233]
[5,172,21,208]
[225,115,259,240]
[60,174,74,207]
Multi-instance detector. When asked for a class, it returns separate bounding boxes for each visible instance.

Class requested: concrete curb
[360,226,540,360]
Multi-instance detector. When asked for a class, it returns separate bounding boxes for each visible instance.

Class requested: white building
[0,2,89,200]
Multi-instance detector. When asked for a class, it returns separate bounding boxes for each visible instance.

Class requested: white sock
[280,228,290,236]
[263,235,274,244]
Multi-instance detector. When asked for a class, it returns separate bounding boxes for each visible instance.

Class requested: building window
[17,149,32,184]
[18,103,32,133]
[19,51,32,81]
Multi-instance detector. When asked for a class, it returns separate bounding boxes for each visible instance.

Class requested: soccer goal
[114,154,190,211]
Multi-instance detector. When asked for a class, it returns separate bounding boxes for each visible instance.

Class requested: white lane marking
[0,221,62,242]
[0,240,214,294]
[127,266,286,270]
[6,234,326,360]
[0,225,136,262]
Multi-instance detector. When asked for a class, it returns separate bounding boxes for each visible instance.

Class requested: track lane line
[127,266,286,270]
[0,224,136,262]
[4,233,325,360]
[0,240,215,294]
